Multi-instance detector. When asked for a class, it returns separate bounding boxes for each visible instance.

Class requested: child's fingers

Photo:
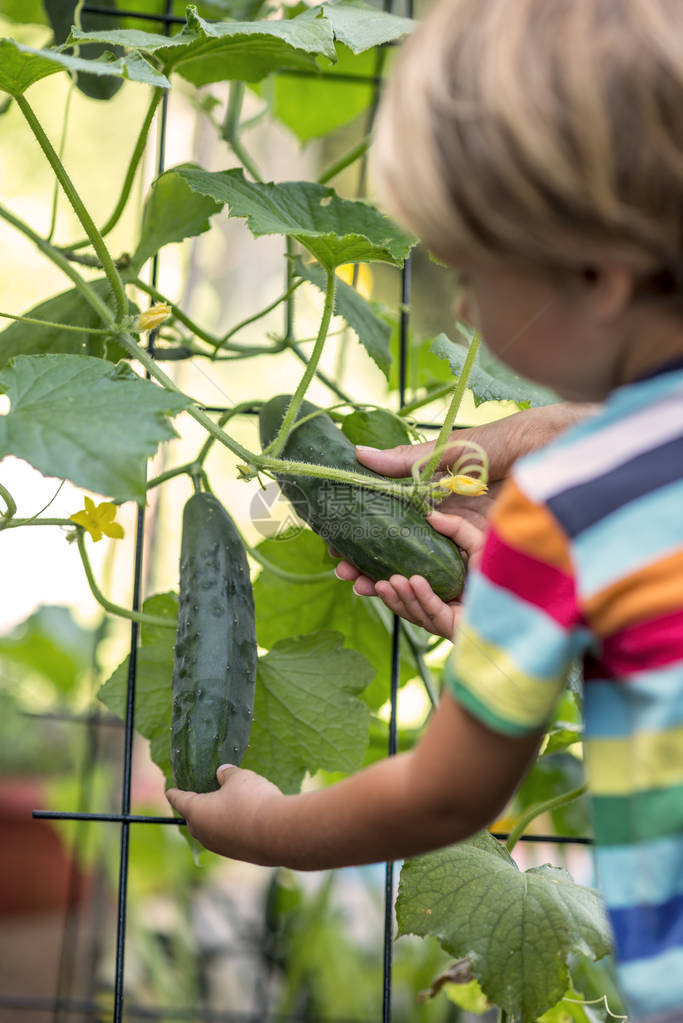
[375,576,458,638]
[427,509,486,567]
[334,559,360,581]
[409,575,461,640]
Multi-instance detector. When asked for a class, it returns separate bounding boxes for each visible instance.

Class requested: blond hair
[374,0,683,288]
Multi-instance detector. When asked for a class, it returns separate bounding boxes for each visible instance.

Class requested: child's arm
[166,690,542,870]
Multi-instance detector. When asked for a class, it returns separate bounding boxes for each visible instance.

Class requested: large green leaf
[0,279,133,369]
[431,331,560,408]
[295,257,392,376]
[0,354,188,503]
[99,593,179,787]
[130,166,222,272]
[396,832,612,1022]
[0,605,94,696]
[256,45,377,142]
[70,5,336,86]
[317,0,413,53]
[0,37,170,96]
[175,166,417,270]
[242,630,372,794]
[251,530,417,709]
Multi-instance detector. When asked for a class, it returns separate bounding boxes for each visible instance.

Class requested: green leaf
[70,5,337,86]
[44,0,125,101]
[431,330,560,408]
[241,630,372,794]
[0,37,170,96]
[251,530,418,709]
[0,279,134,369]
[318,0,413,54]
[444,977,491,1014]
[131,165,222,272]
[98,592,178,788]
[256,45,376,142]
[295,257,392,376]
[0,605,94,696]
[341,408,411,448]
[386,317,454,395]
[396,832,612,1022]
[0,0,46,25]
[176,167,417,270]
[0,354,188,503]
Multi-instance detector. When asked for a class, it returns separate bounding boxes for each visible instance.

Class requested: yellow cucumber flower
[335,263,373,300]
[70,497,124,542]
[434,473,488,497]
[134,303,171,332]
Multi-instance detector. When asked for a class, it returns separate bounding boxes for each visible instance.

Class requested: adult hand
[332,403,595,638]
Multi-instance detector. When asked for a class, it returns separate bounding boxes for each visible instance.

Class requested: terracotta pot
[0,778,90,917]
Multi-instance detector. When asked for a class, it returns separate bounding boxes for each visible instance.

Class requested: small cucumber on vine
[171,492,257,793]
[259,396,466,602]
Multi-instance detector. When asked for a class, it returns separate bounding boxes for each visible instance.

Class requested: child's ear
[580,262,635,323]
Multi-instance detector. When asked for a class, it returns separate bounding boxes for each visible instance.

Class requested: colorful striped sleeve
[444,476,586,736]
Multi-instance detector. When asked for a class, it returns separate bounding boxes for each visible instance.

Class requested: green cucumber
[171,492,257,793]
[259,396,466,602]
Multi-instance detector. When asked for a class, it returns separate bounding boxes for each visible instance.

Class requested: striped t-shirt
[443,362,683,1020]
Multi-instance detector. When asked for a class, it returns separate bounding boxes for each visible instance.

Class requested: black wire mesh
[3,2,595,1021]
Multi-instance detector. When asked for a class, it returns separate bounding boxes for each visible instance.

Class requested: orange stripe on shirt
[489,478,574,574]
[583,549,683,637]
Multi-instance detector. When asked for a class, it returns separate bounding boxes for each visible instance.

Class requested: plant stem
[399,622,438,708]
[317,136,371,185]
[16,94,127,320]
[265,269,337,458]
[287,338,352,403]
[0,203,114,323]
[131,277,219,348]
[221,81,263,182]
[5,517,73,527]
[505,783,588,853]
[68,87,164,251]
[419,332,481,482]
[0,482,17,529]
[75,528,174,628]
[0,310,113,334]
[47,81,75,244]
[397,382,459,417]
[216,280,305,354]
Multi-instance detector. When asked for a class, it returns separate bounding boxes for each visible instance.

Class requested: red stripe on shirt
[600,608,683,675]
[480,527,578,628]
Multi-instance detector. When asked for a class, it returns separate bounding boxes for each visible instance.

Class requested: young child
[167,0,683,1018]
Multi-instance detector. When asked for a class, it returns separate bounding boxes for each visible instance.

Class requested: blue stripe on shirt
[584,666,683,738]
[610,892,683,962]
[596,836,683,910]
[573,477,683,595]
[548,432,683,538]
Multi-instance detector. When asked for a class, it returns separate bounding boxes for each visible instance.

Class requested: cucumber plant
[0,2,613,1019]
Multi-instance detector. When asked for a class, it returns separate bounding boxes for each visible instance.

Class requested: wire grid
[3,1,594,1020]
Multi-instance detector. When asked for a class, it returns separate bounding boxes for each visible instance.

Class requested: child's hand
[166,766,284,865]
[337,505,490,639]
